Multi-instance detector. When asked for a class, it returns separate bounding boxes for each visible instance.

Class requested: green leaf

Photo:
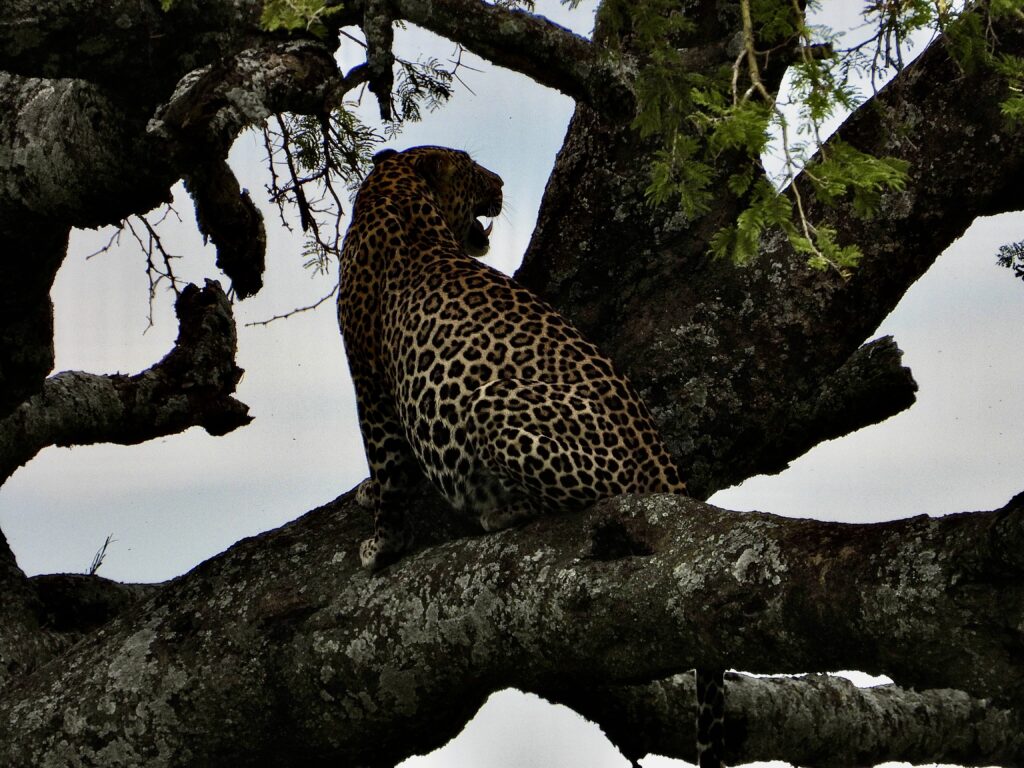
[727,167,754,197]
[707,102,772,156]
[644,139,714,219]
[1001,94,1024,125]
[260,0,344,38]
[807,141,909,218]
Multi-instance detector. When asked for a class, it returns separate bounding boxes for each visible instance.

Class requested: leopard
[336,145,723,767]
[336,145,686,564]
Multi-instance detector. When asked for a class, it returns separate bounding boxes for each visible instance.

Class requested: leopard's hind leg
[467,378,656,527]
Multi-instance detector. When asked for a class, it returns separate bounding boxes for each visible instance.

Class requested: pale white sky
[1,2,1021,766]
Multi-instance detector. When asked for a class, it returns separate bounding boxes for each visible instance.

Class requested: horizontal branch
[0,281,251,486]
[558,673,1024,766]
[383,0,631,112]
[0,0,278,98]
[2,488,1021,765]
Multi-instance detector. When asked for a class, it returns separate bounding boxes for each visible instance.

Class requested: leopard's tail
[695,668,725,768]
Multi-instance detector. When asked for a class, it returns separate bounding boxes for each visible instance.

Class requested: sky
[2,1,1022,766]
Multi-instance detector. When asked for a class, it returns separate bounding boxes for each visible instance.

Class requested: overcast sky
[2,2,1022,766]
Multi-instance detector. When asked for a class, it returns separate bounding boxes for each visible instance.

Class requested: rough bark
[0,529,62,692]
[0,490,1021,766]
[0,0,269,95]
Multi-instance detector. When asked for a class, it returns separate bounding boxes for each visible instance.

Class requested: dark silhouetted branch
[0,281,251,486]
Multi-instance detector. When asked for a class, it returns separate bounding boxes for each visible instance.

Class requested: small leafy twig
[260,0,346,38]
[996,239,1024,280]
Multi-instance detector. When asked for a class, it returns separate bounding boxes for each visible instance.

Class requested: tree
[1,0,1023,765]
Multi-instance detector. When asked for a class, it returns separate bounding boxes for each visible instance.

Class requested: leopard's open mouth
[465,197,501,256]
[465,217,494,255]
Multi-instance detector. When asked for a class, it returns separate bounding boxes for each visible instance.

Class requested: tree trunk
[518,8,1024,497]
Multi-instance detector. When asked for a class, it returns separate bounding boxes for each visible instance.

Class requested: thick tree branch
[0,281,251,485]
[381,0,632,113]
[559,673,1024,766]
[0,74,174,230]
[151,39,343,157]
[0,0,275,98]
[0,534,158,694]
[30,574,159,637]
[1,489,1021,765]
[756,336,918,476]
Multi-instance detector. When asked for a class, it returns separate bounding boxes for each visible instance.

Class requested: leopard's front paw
[359,521,414,571]
[354,477,378,509]
[359,536,389,571]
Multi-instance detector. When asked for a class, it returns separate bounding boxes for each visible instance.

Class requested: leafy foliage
[260,0,346,39]
[807,141,909,218]
[994,53,1024,125]
[996,239,1024,280]
[632,0,1023,276]
[391,57,455,127]
[262,107,382,277]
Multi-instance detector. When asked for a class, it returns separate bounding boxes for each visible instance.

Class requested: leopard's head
[374,146,503,257]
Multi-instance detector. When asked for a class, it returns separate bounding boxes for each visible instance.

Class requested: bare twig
[123,212,184,330]
[274,114,315,233]
[244,285,338,327]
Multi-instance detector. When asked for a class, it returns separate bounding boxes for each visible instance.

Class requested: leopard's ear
[412,150,455,189]
[372,148,398,166]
